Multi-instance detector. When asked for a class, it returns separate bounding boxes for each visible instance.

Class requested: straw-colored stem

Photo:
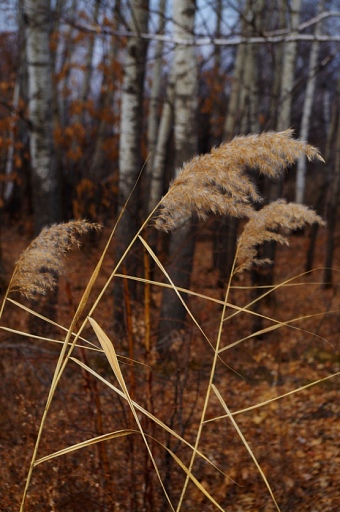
[176,251,238,510]
[20,189,169,511]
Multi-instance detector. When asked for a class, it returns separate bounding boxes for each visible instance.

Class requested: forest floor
[0,218,339,512]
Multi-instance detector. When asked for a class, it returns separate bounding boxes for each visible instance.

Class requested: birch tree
[260,0,302,286]
[89,0,121,180]
[147,77,174,214]
[276,0,302,133]
[23,0,61,234]
[118,0,149,212]
[157,0,198,350]
[215,0,263,286]
[323,72,340,287]
[114,0,149,328]
[296,0,323,204]
[144,0,167,212]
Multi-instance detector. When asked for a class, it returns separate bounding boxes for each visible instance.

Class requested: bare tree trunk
[260,0,302,285]
[145,75,174,281]
[148,78,174,213]
[3,77,20,205]
[113,0,149,330]
[324,74,340,287]
[3,0,30,224]
[77,0,101,120]
[296,0,323,204]
[210,0,223,146]
[267,2,286,129]
[157,0,198,352]
[89,0,121,180]
[215,4,247,284]
[70,0,101,186]
[24,0,61,234]
[266,0,302,198]
[144,0,167,213]
[215,0,262,286]
[276,0,302,131]
[324,155,340,287]
[267,0,302,199]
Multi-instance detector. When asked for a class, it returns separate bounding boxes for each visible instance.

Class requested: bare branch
[63,10,340,46]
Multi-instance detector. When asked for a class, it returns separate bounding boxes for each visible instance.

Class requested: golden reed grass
[2,130,328,512]
[4,131,324,302]
[7,220,100,299]
[155,129,323,232]
[235,199,325,273]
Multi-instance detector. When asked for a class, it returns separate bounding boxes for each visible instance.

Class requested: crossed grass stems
[1,130,339,511]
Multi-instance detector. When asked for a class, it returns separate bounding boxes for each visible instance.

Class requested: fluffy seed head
[155,130,323,231]
[9,220,101,299]
[235,200,325,273]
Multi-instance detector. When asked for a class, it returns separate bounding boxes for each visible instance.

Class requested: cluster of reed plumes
[5,130,323,302]
[155,129,323,231]
[1,130,337,512]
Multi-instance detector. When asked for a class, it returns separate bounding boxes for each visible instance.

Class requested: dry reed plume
[7,220,100,299]
[155,129,323,231]
[235,199,325,273]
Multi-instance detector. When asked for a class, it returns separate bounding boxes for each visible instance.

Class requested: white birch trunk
[276,0,302,131]
[89,0,121,179]
[216,0,262,284]
[158,0,198,347]
[145,0,167,198]
[266,0,301,208]
[24,0,61,233]
[172,0,198,170]
[118,0,149,206]
[295,0,323,204]
[224,0,263,138]
[148,77,174,212]
[80,0,101,106]
[114,0,149,329]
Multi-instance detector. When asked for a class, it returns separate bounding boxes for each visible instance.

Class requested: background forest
[0,0,339,511]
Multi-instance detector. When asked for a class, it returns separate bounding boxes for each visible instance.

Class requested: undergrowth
[1,130,339,511]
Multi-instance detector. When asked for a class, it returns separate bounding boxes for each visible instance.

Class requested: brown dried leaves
[155,130,323,232]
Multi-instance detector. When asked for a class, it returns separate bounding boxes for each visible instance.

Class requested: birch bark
[145,0,167,213]
[89,0,121,180]
[148,77,174,212]
[261,0,302,285]
[296,0,323,204]
[157,0,198,350]
[118,0,149,213]
[114,0,149,328]
[276,0,302,132]
[215,0,262,286]
[24,0,61,234]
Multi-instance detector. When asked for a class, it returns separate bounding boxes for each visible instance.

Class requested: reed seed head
[8,220,101,299]
[235,200,325,273]
[155,130,323,231]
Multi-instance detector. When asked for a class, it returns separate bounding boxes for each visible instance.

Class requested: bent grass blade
[212,384,281,512]
[204,372,340,424]
[88,317,175,511]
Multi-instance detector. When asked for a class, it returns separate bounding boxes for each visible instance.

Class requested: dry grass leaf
[34,430,138,466]
[211,384,281,512]
[155,130,323,231]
